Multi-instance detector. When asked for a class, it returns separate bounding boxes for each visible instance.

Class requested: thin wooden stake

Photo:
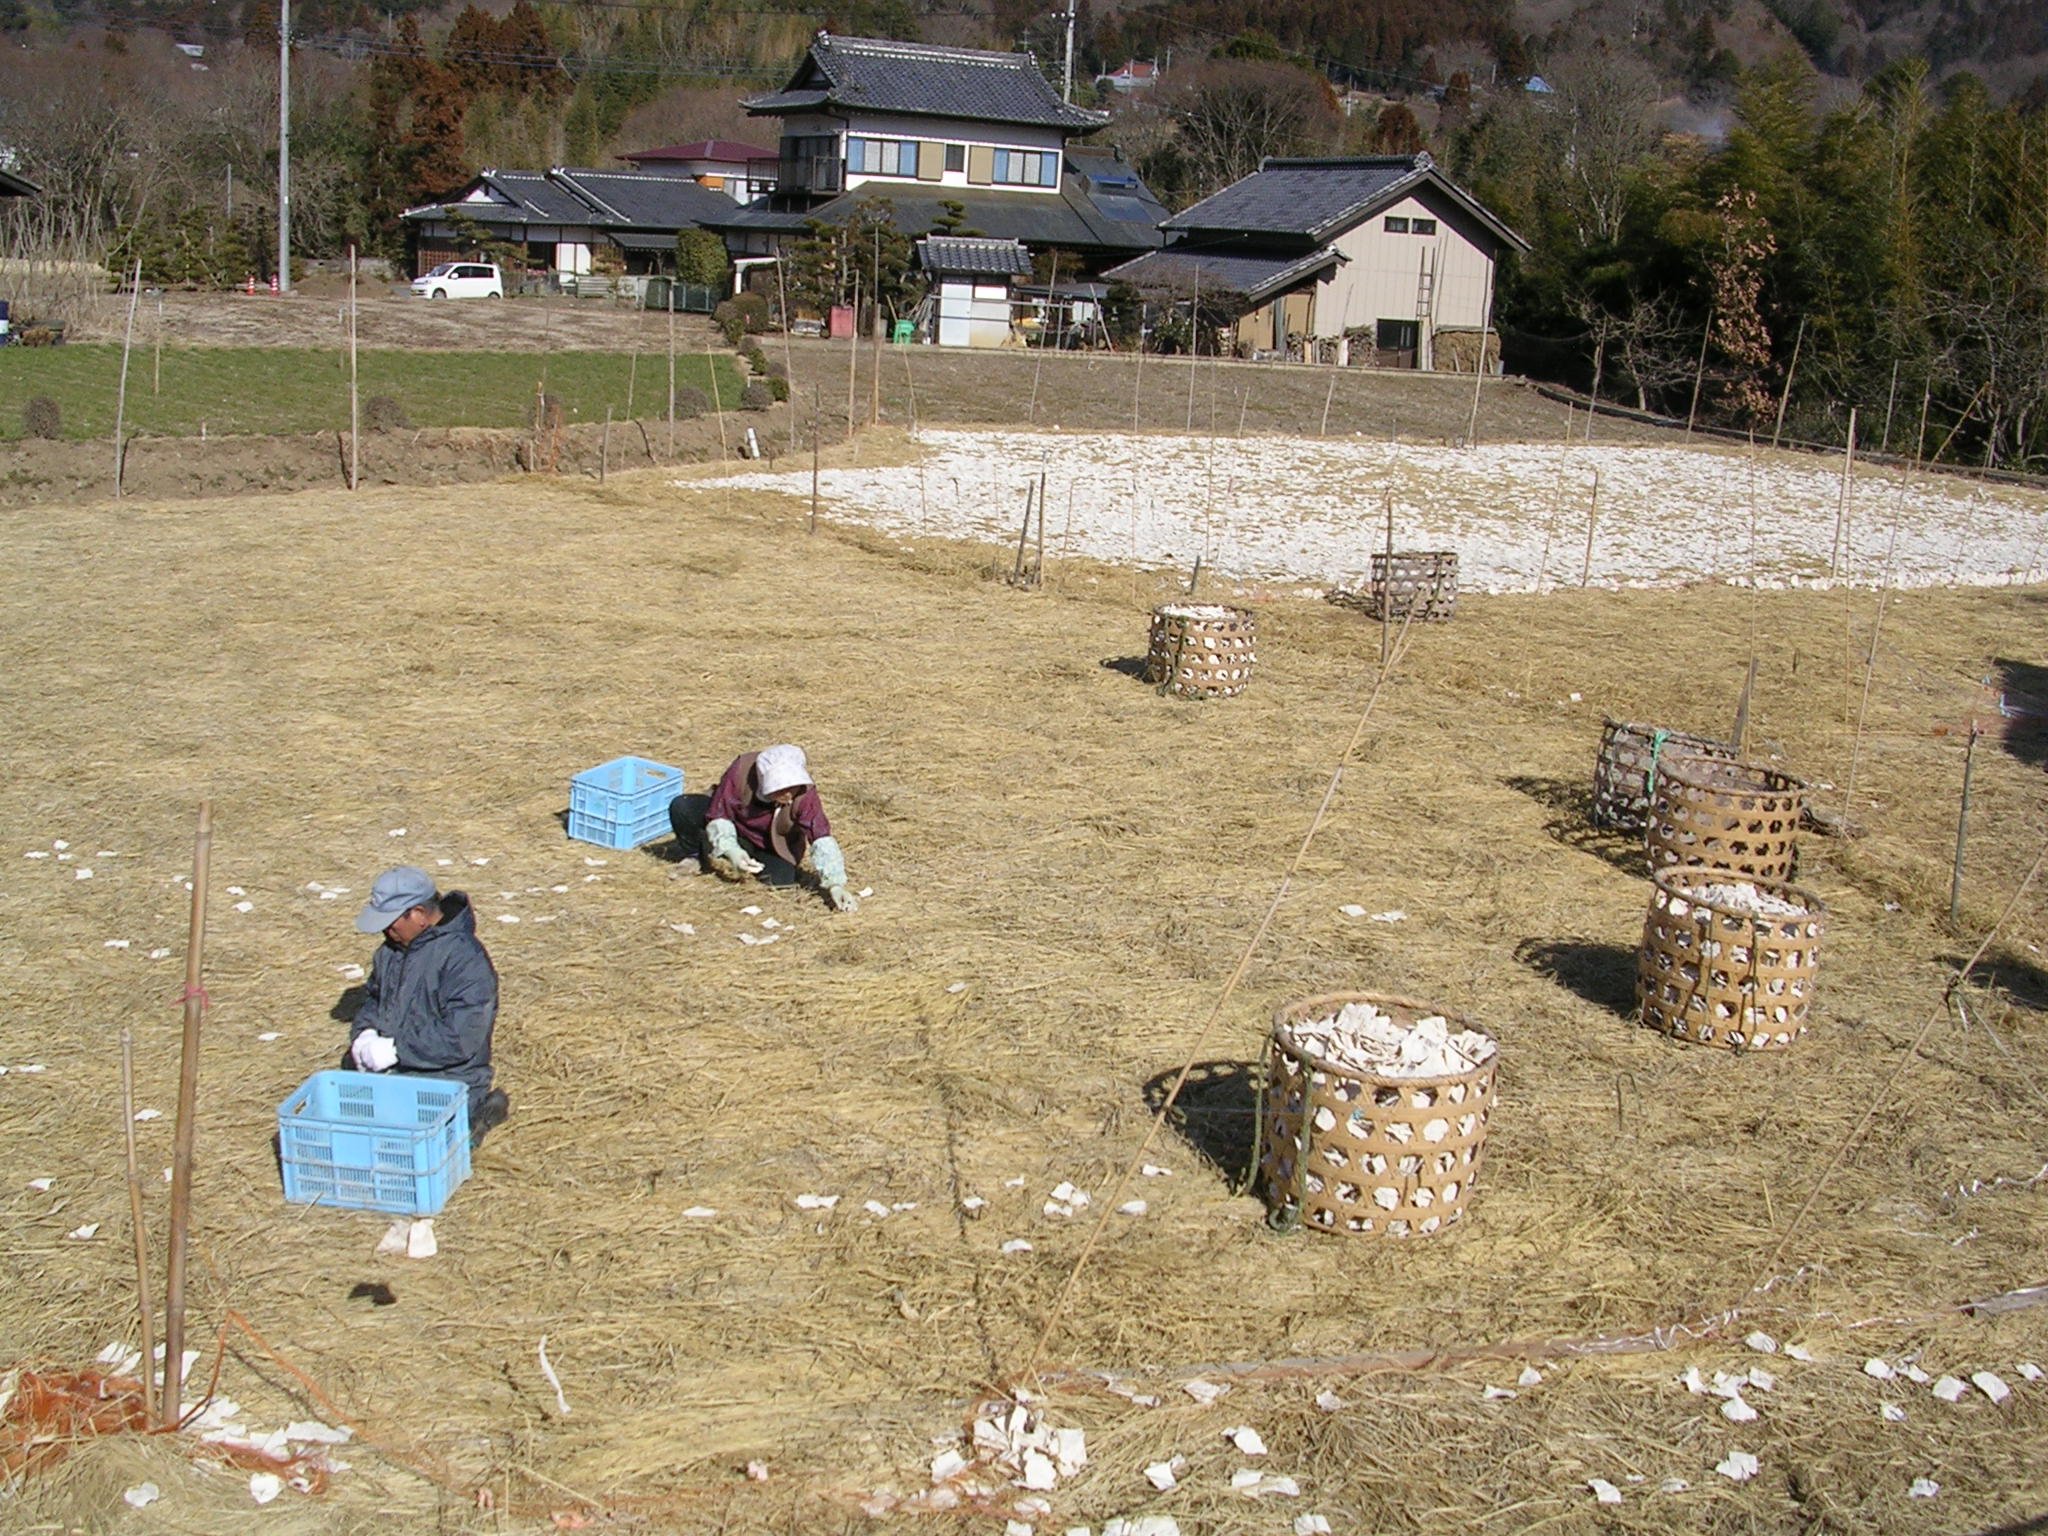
[1685,306,1713,438]
[1319,372,1336,436]
[707,346,728,473]
[114,258,141,497]
[1842,517,1901,810]
[1464,259,1494,446]
[152,294,162,396]
[846,263,860,434]
[599,407,610,484]
[1732,655,1760,756]
[809,386,821,535]
[1579,469,1601,587]
[1951,725,1981,926]
[1828,404,1858,579]
[1379,487,1394,668]
[1132,332,1144,432]
[626,345,638,419]
[869,227,882,428]
[1771,315,1806,449]
[1034,467,1047,586]
[1879,358,1900,454]
[121,1028,158,1428]
[666,291,676,460]
[347,245,359,492]
[1187,552,1202,597]
[776,257,799,456]
[1012,479,1035,581]
[1029,251,1059,426]
[162,799,213,1428]
[1184,266,1201,433]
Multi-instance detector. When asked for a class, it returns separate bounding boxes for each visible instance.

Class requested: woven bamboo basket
[1145,604,1256,699]
[1592,718,1738,832]
[1259,992,1497,1239]
[1367,550,1459,622]
[1645,754,1805,881]
[1638,865,1826,1050]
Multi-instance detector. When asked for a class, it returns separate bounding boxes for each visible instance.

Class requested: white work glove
[351,1029,399,1073]
[810,836,857,912]
[704,817,763,876]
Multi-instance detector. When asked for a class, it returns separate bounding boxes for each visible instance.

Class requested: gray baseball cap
[355,866,438,933]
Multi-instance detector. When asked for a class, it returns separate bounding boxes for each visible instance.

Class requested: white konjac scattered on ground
[1155,603,1240,620]
[1588,1479,1622,1504]
[1715,1451,1760,1483]
[703,429,2048,591]
[1972,1371,2012,1405]
[1290,1002,1495,1078]
[1932,1376,1969,1402]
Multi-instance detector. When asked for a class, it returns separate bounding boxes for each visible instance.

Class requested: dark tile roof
[1100,246,1343,305]
[620,138,775,164]
[404,169,736,233]
[917,236,1033,276]
[551,170,739,229]
[744,33,1107,131]
[709,178,1164,254]
[1165,153,1529,251]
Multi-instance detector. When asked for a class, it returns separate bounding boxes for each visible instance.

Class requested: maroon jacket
[707,752,832,862]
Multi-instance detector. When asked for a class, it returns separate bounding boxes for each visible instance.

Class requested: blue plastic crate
[278,1070,471,1215]
[568,755,683,849]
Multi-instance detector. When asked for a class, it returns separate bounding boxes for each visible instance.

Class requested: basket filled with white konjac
[1258,993,1499,1238]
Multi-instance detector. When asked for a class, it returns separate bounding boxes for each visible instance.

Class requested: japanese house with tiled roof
[617,138,779,203]
[1104,153,1529,369]
[708,32,1167,274]
[401,166,740,279]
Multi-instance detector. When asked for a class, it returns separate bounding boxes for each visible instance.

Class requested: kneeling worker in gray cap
[345,866,507,1147]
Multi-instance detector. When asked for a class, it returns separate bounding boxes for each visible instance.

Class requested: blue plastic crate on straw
[278,1070,471,1215]
[568,755,684,849]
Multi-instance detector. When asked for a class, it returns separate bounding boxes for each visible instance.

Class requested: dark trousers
[668,793,798,885]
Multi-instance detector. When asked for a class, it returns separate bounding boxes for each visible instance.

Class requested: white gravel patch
[702,428,2048,592]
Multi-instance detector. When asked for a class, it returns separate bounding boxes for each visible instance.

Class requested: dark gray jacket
[348,892,497,1110]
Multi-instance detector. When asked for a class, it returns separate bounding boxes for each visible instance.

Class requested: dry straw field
[3,412,2048,1534]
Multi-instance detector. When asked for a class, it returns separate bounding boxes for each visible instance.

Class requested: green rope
[1645,726,1671,806]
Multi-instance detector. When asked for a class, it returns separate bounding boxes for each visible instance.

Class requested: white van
[411,262,505,299]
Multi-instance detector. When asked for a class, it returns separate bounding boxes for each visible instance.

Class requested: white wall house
[1104,154,1530,370]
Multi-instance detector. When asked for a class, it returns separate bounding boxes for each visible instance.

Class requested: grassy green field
[0,346,748,439]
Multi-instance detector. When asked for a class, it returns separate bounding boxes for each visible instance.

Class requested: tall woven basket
[1145,604,1256,699]
[1638,865,1826,1050]
[1592,719,1738,832]
[1646,755,1805,881]
[1259,992,1497,1239]
[1367,550,1458,622]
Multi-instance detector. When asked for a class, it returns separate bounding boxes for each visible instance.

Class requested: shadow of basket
[1514,935,1640,1018]
[1141,1060,1260,1188]
[1503,773,1647,874]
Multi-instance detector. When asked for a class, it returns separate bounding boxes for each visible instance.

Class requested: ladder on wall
[1414,248,1436,371]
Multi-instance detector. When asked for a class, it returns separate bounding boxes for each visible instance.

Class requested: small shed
[917,236,1032,349]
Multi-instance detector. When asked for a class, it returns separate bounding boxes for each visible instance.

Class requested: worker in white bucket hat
[670,743,858,911]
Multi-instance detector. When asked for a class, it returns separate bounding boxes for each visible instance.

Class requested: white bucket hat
[754,743,812,797]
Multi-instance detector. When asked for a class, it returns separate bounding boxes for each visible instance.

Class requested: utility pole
[1060,3,1075,103]
[277,0,291,294]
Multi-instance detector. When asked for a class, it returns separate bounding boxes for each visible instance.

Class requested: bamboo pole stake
[114,258,141,497]
[775,257,799,456]
[1732,656,1760,756]
[152,293,162,396]
[347,245,359,492]
[809,386,821,535]
[599,407,610,484]
[1579,468,1601,587]
[1184,267,1201,433]
[1029,251,1059,426]
[1035,467,1047,586]
[666,291,677,460]
[1685,306,1713,438]
[707,346,728,474]
[1842,516,1901,811]
[1319,372,1336,436]
[1464,259,1494,446]
[1770,315,1806,450]
[162,799,213,1427]
[869,227,882,428]
[1132,328,1144,431]
[1951,725,1981,926]
[846,263,860,435]
[1379,487,1394,668]
[1828,404,1858,580]
[626,345,638,420]
[121,1028,158,1428]
[1012,479,1035,581]
[1879,358,1900,454]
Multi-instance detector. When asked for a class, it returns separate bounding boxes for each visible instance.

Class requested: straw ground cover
[2,452,2046,1534]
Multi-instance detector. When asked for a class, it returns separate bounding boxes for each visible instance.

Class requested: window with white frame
[991,147,1060,187]
[847,137,917,177]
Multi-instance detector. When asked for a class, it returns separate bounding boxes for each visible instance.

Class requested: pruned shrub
[670,385,709,419]
[739,381,774,411]
[763,375,789,402]
[363,394,411,431]
[740,339,768,373]
[713,292,772,345]
[23,396,61,439]
[530,392,565,432]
